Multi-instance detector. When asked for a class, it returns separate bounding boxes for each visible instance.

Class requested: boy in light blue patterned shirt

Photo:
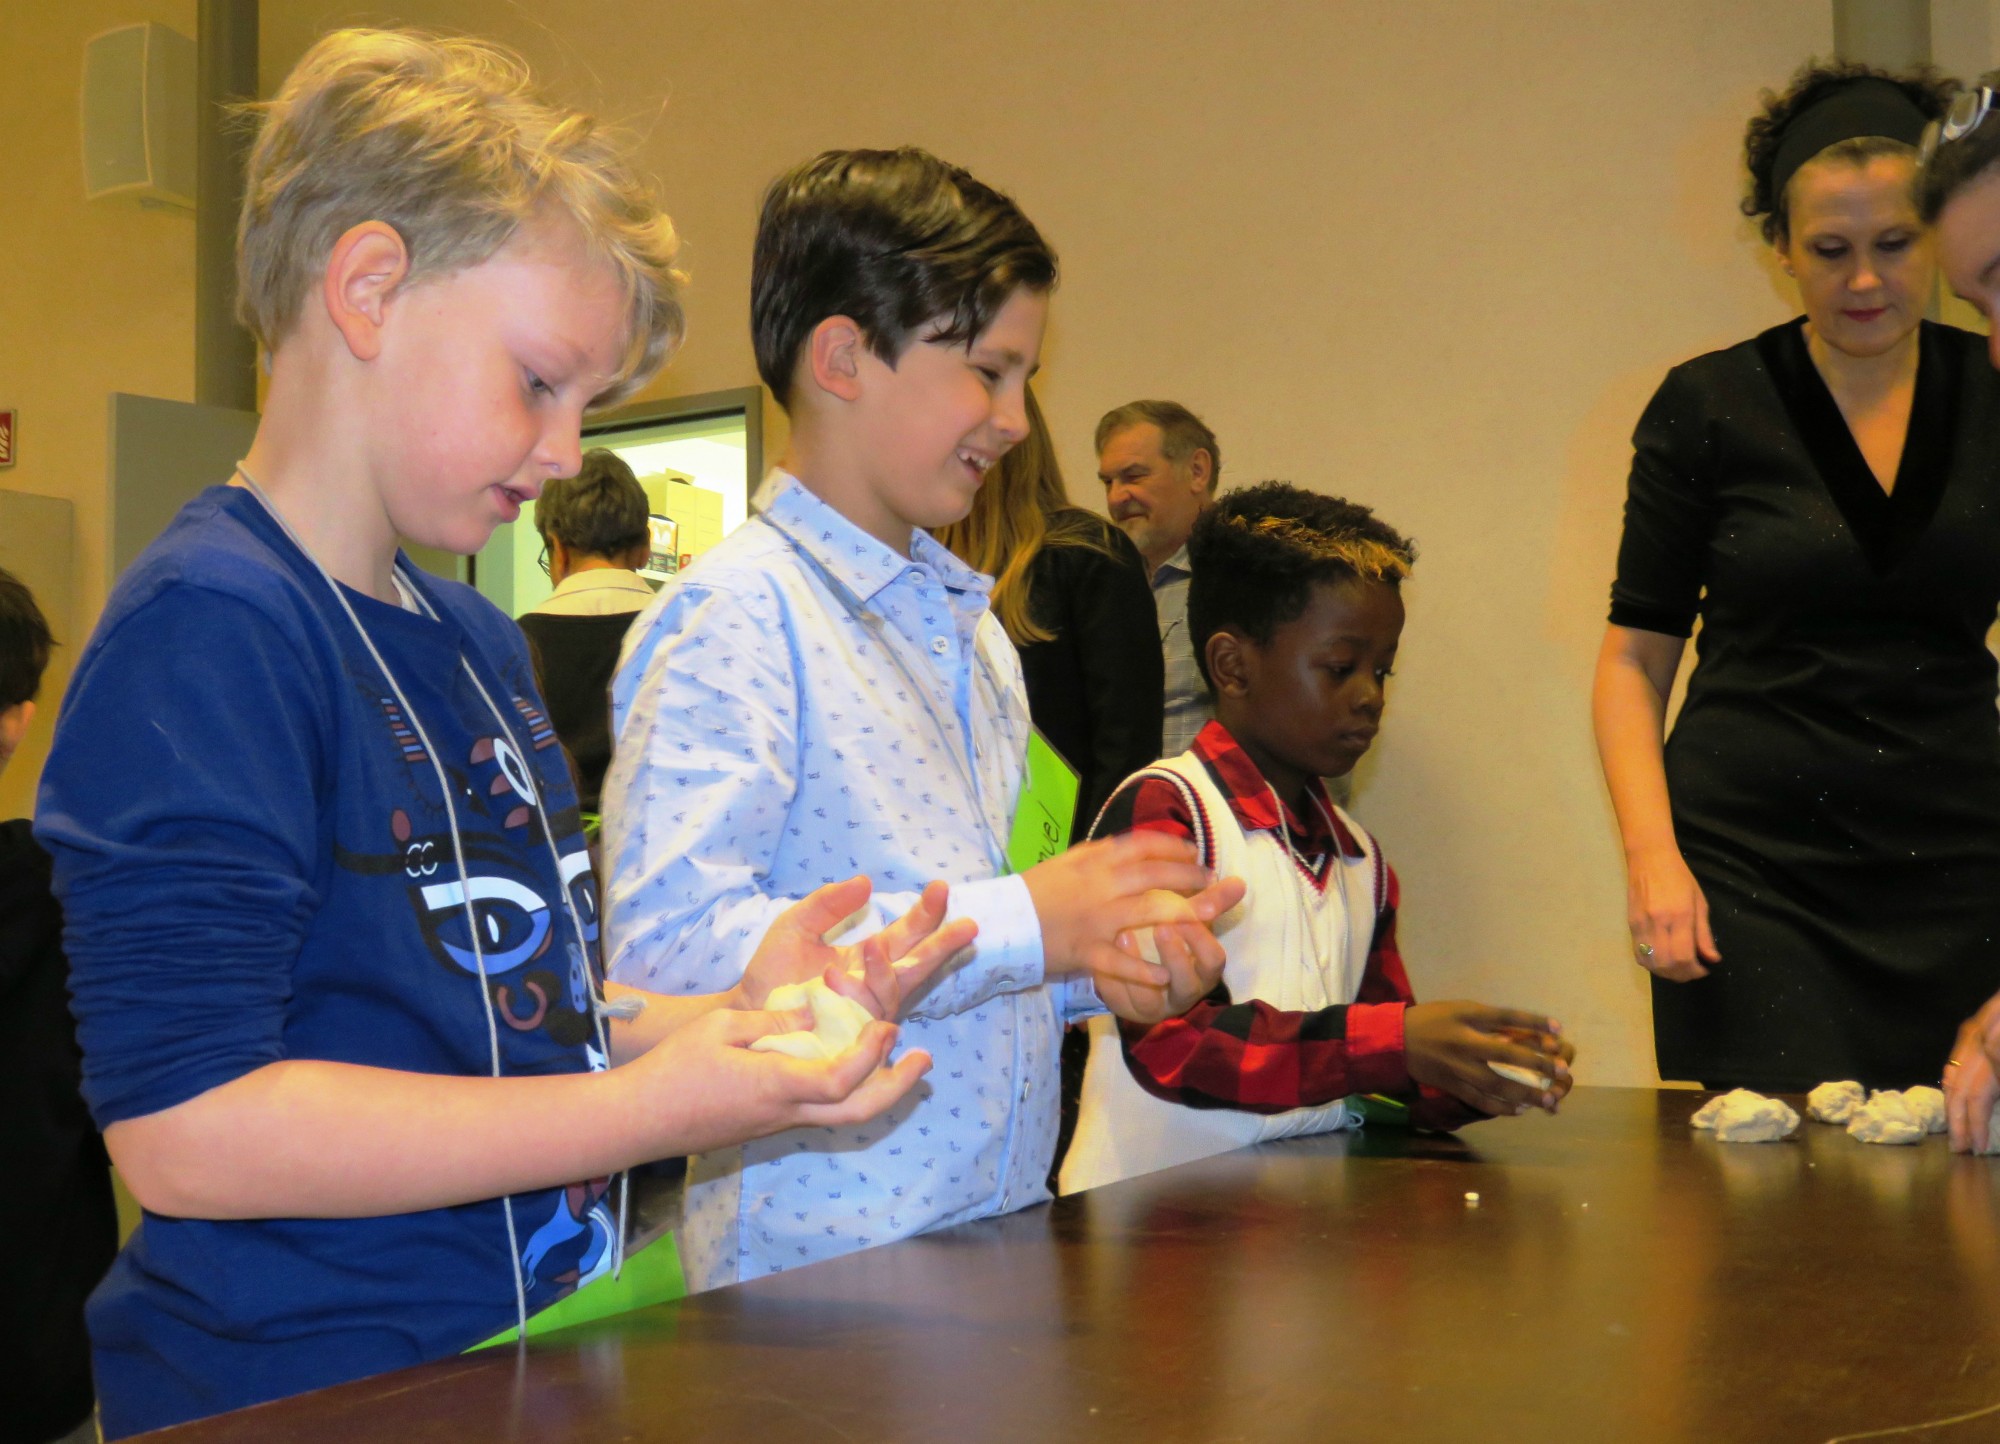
[603,149,1241,1288]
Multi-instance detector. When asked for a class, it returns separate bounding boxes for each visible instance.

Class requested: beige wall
[0,0,197,816]
[15,1,1876,1084]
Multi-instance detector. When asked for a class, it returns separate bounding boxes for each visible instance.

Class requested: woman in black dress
[1592,64,2000,1091]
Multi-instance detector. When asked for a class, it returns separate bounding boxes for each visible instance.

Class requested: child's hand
[1095,916,1231,1025]
[635,1005,934,1154]
[734,878,977,1018]
[1403,1002,1575,1115]
[1024,833,1242,979]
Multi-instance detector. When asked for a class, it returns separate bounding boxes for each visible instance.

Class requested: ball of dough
[1901,1085,1947,1135]
[1129,889,1203,966]
[750,979,875,1061]
[1806,1080,1865,1124]
[1691,1088,1798,1142]
[1847,1091,1924,1146]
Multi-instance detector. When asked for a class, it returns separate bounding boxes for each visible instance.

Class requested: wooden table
[147,1088,2000,1443]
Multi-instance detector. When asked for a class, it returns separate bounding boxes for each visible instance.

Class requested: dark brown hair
[751,148,1057,408]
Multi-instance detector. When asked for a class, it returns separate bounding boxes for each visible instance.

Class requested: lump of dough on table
[1806,1080,1865,1124]
[1129,889,1203,966]
[1691,1088,1798,1141]
[1900,1085,1946,1135]
[1846,1090,1924,1146]
[749,979,874,1061]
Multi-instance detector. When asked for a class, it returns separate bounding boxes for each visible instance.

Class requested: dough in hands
[749,979,875,1062]
[1690,1088,1798,1142]
[1846,1089,1923,1146]
[1129,889,1203,967]
[1488,1061,1553,1091]
[1806,1080,1866,1125]
[1901,1085,1947,1135]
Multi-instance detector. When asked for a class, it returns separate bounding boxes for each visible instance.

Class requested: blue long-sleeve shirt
[603,472,1097,1288]
[35,487,609,1436]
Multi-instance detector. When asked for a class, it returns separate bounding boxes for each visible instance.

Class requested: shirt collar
[549,568,654,599]
[756,468,993,608]
[1190,719,1363,859]
[1153,542,1192,586]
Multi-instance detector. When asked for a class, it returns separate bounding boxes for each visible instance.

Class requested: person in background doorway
[1592,63,2000,1095]
[1095,400,1221,757]
[518,448,657,812]
[0,566,118,1444]
[935,387,1162,839]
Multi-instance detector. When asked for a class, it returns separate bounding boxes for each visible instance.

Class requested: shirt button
[931,637,950,655]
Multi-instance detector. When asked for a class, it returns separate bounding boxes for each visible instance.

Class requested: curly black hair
[1742,60,1954,243]
[1919,70,2000,223]
[1186,482,1415,692]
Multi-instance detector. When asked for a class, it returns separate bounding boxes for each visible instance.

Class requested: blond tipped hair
[935,388,1117,646]
[237,28,686,404]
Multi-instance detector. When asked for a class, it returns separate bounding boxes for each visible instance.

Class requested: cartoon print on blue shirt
[336,725,600,1052]
[520,1176,617,1297]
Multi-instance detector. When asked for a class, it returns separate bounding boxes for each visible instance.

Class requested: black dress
[1016,513,1165,837]
[1612,318,2000,1091]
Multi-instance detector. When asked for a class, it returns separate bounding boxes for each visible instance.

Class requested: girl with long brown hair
[937,388,1163,835]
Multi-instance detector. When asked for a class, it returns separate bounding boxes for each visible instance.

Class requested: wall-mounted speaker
[82,22,196,210]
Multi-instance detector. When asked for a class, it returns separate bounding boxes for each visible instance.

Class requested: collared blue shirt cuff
[1059,972,1107,1025]
[948,872,1045,989]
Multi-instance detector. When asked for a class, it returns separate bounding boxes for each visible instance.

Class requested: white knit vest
[1059,753,1385,1195]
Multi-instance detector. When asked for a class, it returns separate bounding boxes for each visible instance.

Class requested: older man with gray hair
[1096,400,1221,756]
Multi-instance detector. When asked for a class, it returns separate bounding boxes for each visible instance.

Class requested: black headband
[1770,77,1930,204]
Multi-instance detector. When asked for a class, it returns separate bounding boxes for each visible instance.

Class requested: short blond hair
[237,28,685,404]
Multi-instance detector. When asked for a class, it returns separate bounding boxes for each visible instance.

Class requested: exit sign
[0,410,13,468]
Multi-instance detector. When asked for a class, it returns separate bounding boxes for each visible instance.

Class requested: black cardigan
[1015,513,1165,836]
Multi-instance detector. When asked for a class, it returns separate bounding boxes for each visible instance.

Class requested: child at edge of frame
[34,29,983,1439]
[600,146,1245,1290]
[1060,482,1578,1195]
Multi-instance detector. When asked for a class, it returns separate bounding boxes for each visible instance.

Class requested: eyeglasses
[1921,86,1997,168]
[537,544,552,577]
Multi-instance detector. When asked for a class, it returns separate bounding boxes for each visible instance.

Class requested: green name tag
[466,1230,685,1351]
[1006,730,1080,874]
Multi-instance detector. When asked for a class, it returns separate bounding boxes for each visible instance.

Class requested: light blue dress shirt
[602,471,1098,1289]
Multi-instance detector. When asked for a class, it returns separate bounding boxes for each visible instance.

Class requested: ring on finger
[1635,942,1656,959]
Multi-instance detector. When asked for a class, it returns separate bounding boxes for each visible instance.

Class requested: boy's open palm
[637,1007,933,1156]
[1404,1002,1576,1116]
[736,877,976,1020]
